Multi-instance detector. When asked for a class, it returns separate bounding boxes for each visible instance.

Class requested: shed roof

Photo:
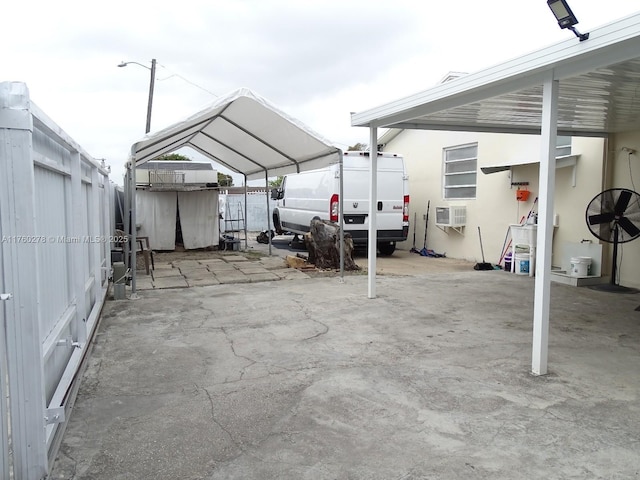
[131,88,342,180]
[138,160,214,171]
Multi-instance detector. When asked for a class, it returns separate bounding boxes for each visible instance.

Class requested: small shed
[135,160,219,250]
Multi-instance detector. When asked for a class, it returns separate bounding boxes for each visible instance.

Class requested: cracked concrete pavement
[49,263,640,479]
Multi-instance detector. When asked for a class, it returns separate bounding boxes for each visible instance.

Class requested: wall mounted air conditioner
[435,206,466,227]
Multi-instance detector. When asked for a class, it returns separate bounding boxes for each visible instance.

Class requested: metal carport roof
[351,12,640,136]
[126,88,345,294]
[351,11,640,376]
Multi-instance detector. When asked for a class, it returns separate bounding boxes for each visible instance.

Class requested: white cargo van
[271,151,409,255]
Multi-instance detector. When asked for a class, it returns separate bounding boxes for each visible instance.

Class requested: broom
[419,200,430,256]
[410,212,419,253]
[474,226,494,270]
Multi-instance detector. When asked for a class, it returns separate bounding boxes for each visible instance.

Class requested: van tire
[378,242,396,256]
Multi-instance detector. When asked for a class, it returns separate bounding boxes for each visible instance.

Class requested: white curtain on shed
[136,190,177,250]
[178,190,219,249]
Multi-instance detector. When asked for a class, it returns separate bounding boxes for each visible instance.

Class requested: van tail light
[330,194,339,222]
[403,195,410,222]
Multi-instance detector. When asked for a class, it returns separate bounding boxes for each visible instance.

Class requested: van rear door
[342,158,407,243]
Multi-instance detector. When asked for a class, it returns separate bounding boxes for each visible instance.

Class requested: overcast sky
[3,0,637,185]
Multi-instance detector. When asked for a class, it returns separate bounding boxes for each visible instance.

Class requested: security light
[547,0,589,41]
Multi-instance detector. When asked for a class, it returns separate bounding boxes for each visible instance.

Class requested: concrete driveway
[50,254,640,479]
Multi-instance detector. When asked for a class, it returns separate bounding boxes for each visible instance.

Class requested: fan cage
[585,188,640,244]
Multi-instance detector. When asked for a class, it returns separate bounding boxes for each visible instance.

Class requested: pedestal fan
[585,188,640,293]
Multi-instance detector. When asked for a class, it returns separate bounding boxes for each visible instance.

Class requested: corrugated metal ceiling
[352,12,640,137]
[380,58,640,136]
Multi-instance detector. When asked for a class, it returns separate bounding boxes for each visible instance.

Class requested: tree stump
[304,219,360,271]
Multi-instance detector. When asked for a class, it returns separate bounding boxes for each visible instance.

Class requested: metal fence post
[0,82,48,479]
[90,165,103,314]
[71,151,88,344]
[0,270,11,480]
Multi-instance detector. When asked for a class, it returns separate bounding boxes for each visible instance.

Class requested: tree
[157,153,191,161]
[268,176,283,188]
[218,172,233,187]
[348,142,367,151]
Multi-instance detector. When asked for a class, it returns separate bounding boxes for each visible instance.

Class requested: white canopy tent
[351,12,640,375]
[126,88,344,293]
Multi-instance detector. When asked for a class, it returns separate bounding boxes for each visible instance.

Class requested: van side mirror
[270,188,281,200]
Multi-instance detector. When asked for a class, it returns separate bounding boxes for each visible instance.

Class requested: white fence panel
[0,240,10,480]
[222,192,274,232]
[0,82,112,479]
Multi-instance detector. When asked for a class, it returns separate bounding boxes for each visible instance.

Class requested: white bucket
[570,256,592,277]
[113,283,126,300]
[515,253,530,275]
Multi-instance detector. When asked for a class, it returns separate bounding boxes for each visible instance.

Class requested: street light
[117,58,156,298]
[547,0,589,41]
[118,58,157,133]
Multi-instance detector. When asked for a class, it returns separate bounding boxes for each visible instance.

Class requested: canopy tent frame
[125,88,345,295]
[351,11,640,375]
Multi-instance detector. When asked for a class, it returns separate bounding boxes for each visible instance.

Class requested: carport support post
[367,127,378,298]
[339,150,344,281]
[130,158,138,297]
[123,167,130,275]
[265,170,272,255]
[244,174,248,250]
[532,75,558,376]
